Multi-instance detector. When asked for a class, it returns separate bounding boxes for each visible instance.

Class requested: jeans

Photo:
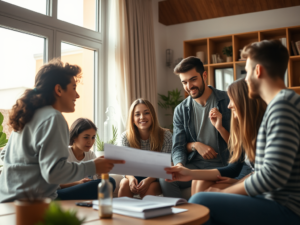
[56,177,116,200]
[189,192,300,225]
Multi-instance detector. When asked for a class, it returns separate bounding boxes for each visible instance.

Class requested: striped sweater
[245,89,300,217]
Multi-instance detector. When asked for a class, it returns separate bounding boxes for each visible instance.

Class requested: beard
[188,75,205,99]
[247,73,260,99]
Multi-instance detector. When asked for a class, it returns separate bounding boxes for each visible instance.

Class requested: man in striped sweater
[170,40,300,224]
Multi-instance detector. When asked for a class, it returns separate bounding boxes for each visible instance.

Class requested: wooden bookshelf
[183,25,300,97]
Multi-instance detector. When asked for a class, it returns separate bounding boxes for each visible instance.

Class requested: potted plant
[158,88,183,130]
[222,46,233,62]
[14,197,51,225]
[35,201,85,225]
[96,125,118,156]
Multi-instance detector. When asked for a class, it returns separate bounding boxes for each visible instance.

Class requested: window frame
[0,0,107,139]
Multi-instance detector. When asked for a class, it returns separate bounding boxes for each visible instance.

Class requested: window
[61,43,95,127]
[0,0,107,142]
[2,0,47,15]
[58,0,98,31]
[0,27,45,139]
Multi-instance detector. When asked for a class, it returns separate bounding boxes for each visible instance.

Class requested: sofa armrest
[109,174,124,197]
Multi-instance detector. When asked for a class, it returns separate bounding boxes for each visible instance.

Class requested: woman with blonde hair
[164,79,266,195]
[118,98,172,198]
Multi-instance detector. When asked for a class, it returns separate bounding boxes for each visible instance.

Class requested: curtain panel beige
[114,0,157,128]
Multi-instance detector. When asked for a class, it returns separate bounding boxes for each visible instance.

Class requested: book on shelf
[92,196,188,219]
[291,41,299,55]
[211,54,217,64]
[295,41,300,56]
[280,37,288,87]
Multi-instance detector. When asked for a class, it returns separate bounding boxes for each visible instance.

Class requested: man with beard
[159,56,231,198]
[185,40,300,225]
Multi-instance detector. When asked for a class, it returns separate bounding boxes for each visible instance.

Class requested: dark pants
[56,177,116,200]
[189,192,300,225]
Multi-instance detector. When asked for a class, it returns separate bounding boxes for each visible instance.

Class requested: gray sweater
[0,106,96,202]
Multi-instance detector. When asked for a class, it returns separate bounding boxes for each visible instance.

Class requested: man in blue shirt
[160,56,231,198]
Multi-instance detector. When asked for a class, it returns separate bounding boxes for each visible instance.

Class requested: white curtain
[107,0,158,132]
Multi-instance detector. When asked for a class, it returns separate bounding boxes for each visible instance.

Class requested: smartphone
[76,201,93,207]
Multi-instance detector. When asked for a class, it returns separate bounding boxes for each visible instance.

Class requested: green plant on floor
[0,112,8,148]
[158,88,183,130]
[222,45,233,57]
[35,202,85,225]
[96,125,118,151]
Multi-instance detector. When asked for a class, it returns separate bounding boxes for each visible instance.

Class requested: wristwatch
[191,142,196,151]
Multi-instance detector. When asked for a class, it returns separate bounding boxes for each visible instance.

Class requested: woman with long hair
[0,59,123,202]
[164,79,266,195]
[118,98,172,198]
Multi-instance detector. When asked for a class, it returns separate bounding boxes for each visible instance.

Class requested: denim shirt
[172,86,231,166]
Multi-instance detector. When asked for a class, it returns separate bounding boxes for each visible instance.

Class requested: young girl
[118,98,172,198]
[57,118,116,200]
[165,79,266,194]
[0,59,123,202]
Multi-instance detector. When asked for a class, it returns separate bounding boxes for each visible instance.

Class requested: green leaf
[95,133,104,151]
[0,113,3,126]
[0,125,3,133]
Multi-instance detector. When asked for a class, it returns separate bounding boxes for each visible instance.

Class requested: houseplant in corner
[0,112,8,148]
[158,88,183,130]
[222,45,233,62]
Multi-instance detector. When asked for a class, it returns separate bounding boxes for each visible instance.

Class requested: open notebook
[92,196,187,219]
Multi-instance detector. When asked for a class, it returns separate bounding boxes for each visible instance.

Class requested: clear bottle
[98,174,113,219]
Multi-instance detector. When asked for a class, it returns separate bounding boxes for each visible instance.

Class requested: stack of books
[93,196,188,219]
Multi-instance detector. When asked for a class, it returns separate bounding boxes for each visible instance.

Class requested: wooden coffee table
[0,200,210,225]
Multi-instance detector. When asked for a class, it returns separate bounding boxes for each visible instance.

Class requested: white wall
[152,4,300,127]
[152,0,169,127]
[0,87,27,109]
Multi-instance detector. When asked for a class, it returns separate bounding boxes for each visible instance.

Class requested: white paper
[104,144,172,179]
[172,208,188,214]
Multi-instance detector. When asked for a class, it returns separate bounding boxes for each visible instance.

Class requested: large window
[0,0,106,142]
[0,27,45,139]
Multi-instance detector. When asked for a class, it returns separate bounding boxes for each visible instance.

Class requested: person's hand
[164,166,193,182]
[136,178,152,195]
[128,177,139,194]
[176,163,184,167]
[216,176,238,184]
[94,157,125,174]
[209,108,223,131]
[77,178,92,184]
[194,142,218,160]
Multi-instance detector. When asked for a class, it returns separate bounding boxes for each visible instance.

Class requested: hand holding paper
[104,144,172,179]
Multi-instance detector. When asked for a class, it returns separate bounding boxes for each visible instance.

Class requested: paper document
[104,144,172,179]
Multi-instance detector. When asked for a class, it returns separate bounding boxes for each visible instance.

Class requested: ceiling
[159,0,300,26]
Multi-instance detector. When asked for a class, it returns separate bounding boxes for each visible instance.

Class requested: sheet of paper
[104,144,172,179]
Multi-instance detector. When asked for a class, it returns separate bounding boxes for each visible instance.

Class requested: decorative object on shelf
[196,51,205,64]
[239,49,246,61]
[15,198,51,225]
[0,112,8,148]
[166,49,173,68]
[216,54,223,63]
[158,88,183,130]
[35,201,85,225]
[215,68,234,91]
[222,45,233,62]
[211,54,217,64]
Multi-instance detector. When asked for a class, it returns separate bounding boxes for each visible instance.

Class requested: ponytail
[9,59,82,132]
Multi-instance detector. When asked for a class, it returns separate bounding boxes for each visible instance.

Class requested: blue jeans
[189,192,300,225]
[56,177,116,200]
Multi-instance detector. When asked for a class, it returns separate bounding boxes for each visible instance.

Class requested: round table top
[0,200,210,225]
